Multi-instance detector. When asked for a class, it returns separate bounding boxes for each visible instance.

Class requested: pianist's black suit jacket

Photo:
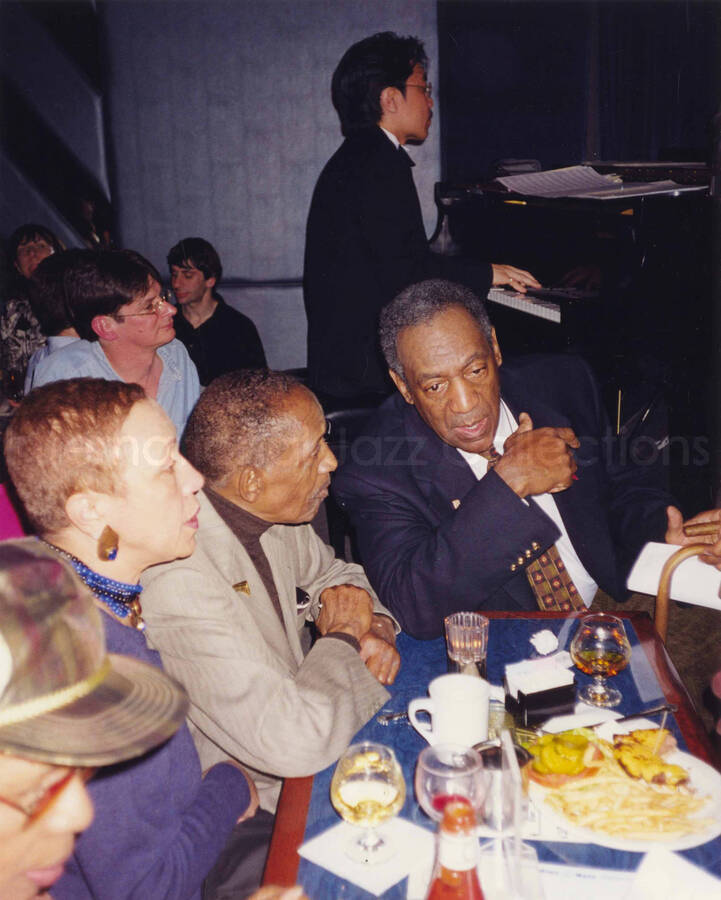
[303,127,492,397]
[333,354,673,638]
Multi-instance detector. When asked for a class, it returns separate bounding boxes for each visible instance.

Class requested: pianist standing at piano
[304,31,539,400]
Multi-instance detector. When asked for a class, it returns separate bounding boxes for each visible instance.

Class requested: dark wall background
[439,0,721,181]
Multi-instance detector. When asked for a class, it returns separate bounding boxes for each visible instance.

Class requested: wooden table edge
[261,610,720,885]
[262,774,313,885]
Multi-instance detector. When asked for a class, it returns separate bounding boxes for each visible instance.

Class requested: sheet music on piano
[494,165,706,199]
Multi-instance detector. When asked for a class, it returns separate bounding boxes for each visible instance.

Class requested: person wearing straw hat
[0,538,188,900]
[4,379,273,900]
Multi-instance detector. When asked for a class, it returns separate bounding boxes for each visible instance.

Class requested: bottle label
[438,833,478,871]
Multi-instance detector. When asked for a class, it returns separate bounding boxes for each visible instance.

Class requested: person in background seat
[169,237,266,385]
[30,249,200,437]
[1,224,64,400]
[23,249,89,393]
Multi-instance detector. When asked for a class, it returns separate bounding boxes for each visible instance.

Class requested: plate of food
[522,721,721,851]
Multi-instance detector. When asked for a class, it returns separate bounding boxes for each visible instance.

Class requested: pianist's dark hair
[64,249,163,342]
[167,237,222,284]
[379,279,494,378]
[332,31,427,136]
[182,368,304,483]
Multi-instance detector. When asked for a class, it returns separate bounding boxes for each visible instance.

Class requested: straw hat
[0,539,188,766]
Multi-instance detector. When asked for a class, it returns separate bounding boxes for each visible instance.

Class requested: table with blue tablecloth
[264,612,721,898]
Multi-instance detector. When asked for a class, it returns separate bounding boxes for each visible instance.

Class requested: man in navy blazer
[304,32,538,400]
[333,279,718,638]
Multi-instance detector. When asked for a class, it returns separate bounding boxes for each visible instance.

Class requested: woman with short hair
[5,378,265,900]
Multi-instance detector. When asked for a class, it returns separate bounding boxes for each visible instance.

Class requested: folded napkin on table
[298,818,434,897]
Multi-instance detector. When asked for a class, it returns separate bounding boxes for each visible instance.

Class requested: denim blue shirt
[31,338,201,437]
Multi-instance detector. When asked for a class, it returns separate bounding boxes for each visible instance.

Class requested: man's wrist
[369,614,396,644]
[492,458,528,498]
[323,631,361,652]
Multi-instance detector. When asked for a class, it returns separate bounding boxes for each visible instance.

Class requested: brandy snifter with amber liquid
[570,613,632,708]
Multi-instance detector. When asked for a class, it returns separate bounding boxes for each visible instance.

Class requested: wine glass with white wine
[570,613,632,708]
[330,741,406,864]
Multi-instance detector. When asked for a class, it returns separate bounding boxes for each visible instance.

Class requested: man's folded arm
[143,566,389,778]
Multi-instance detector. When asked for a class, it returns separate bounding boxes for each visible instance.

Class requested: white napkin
[530,628,559,655]
[627,542,721,610]
[627,848,721,898]
[298,818,434,896]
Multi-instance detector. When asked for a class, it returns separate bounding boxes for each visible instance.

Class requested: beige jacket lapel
[199,493,302,671]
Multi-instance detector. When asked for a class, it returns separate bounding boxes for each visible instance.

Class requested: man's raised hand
[495,412,580,498]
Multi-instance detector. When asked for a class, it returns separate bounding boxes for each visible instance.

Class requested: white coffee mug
[408,673,490,747]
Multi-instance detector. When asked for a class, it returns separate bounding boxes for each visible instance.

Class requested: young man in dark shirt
[168,237,266,385]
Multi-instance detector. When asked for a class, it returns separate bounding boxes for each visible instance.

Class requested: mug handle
[408,698,436,744]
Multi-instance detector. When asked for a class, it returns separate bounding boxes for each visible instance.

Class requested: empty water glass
[444,612,489,679]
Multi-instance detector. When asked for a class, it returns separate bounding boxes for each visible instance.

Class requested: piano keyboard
[486,287,561,323]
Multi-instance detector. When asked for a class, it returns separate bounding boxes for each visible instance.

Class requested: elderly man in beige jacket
[141,369,399,814]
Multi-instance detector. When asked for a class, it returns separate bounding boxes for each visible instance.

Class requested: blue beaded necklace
[42,540,146,631]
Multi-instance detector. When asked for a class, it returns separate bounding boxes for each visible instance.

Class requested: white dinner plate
[527,720,721,852]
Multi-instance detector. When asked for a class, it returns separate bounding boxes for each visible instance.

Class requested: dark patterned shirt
[0,295,45,395]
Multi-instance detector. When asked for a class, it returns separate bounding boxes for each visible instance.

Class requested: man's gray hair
[182,369,306,484]
[379,279,494,379]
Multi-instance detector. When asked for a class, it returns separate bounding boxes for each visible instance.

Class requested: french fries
[540,745,712,839]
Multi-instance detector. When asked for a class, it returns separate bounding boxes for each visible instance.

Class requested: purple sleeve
[53,617,251,900]
[55,760,250,900]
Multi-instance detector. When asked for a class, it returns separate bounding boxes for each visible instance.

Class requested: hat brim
[0,654,189,766]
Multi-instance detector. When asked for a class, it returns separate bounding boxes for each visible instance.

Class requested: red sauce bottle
[426,798,485,900]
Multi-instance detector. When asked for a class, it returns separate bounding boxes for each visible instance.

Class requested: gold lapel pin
[233,580,251,595]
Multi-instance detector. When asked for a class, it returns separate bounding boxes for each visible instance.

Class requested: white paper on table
[298,818,434,897]
[627,542,721,610]
[627,849,721,898]
[536,863,634,899]
[541,707,621,733]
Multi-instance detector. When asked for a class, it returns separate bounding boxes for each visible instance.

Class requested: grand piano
[429,164,714,512]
